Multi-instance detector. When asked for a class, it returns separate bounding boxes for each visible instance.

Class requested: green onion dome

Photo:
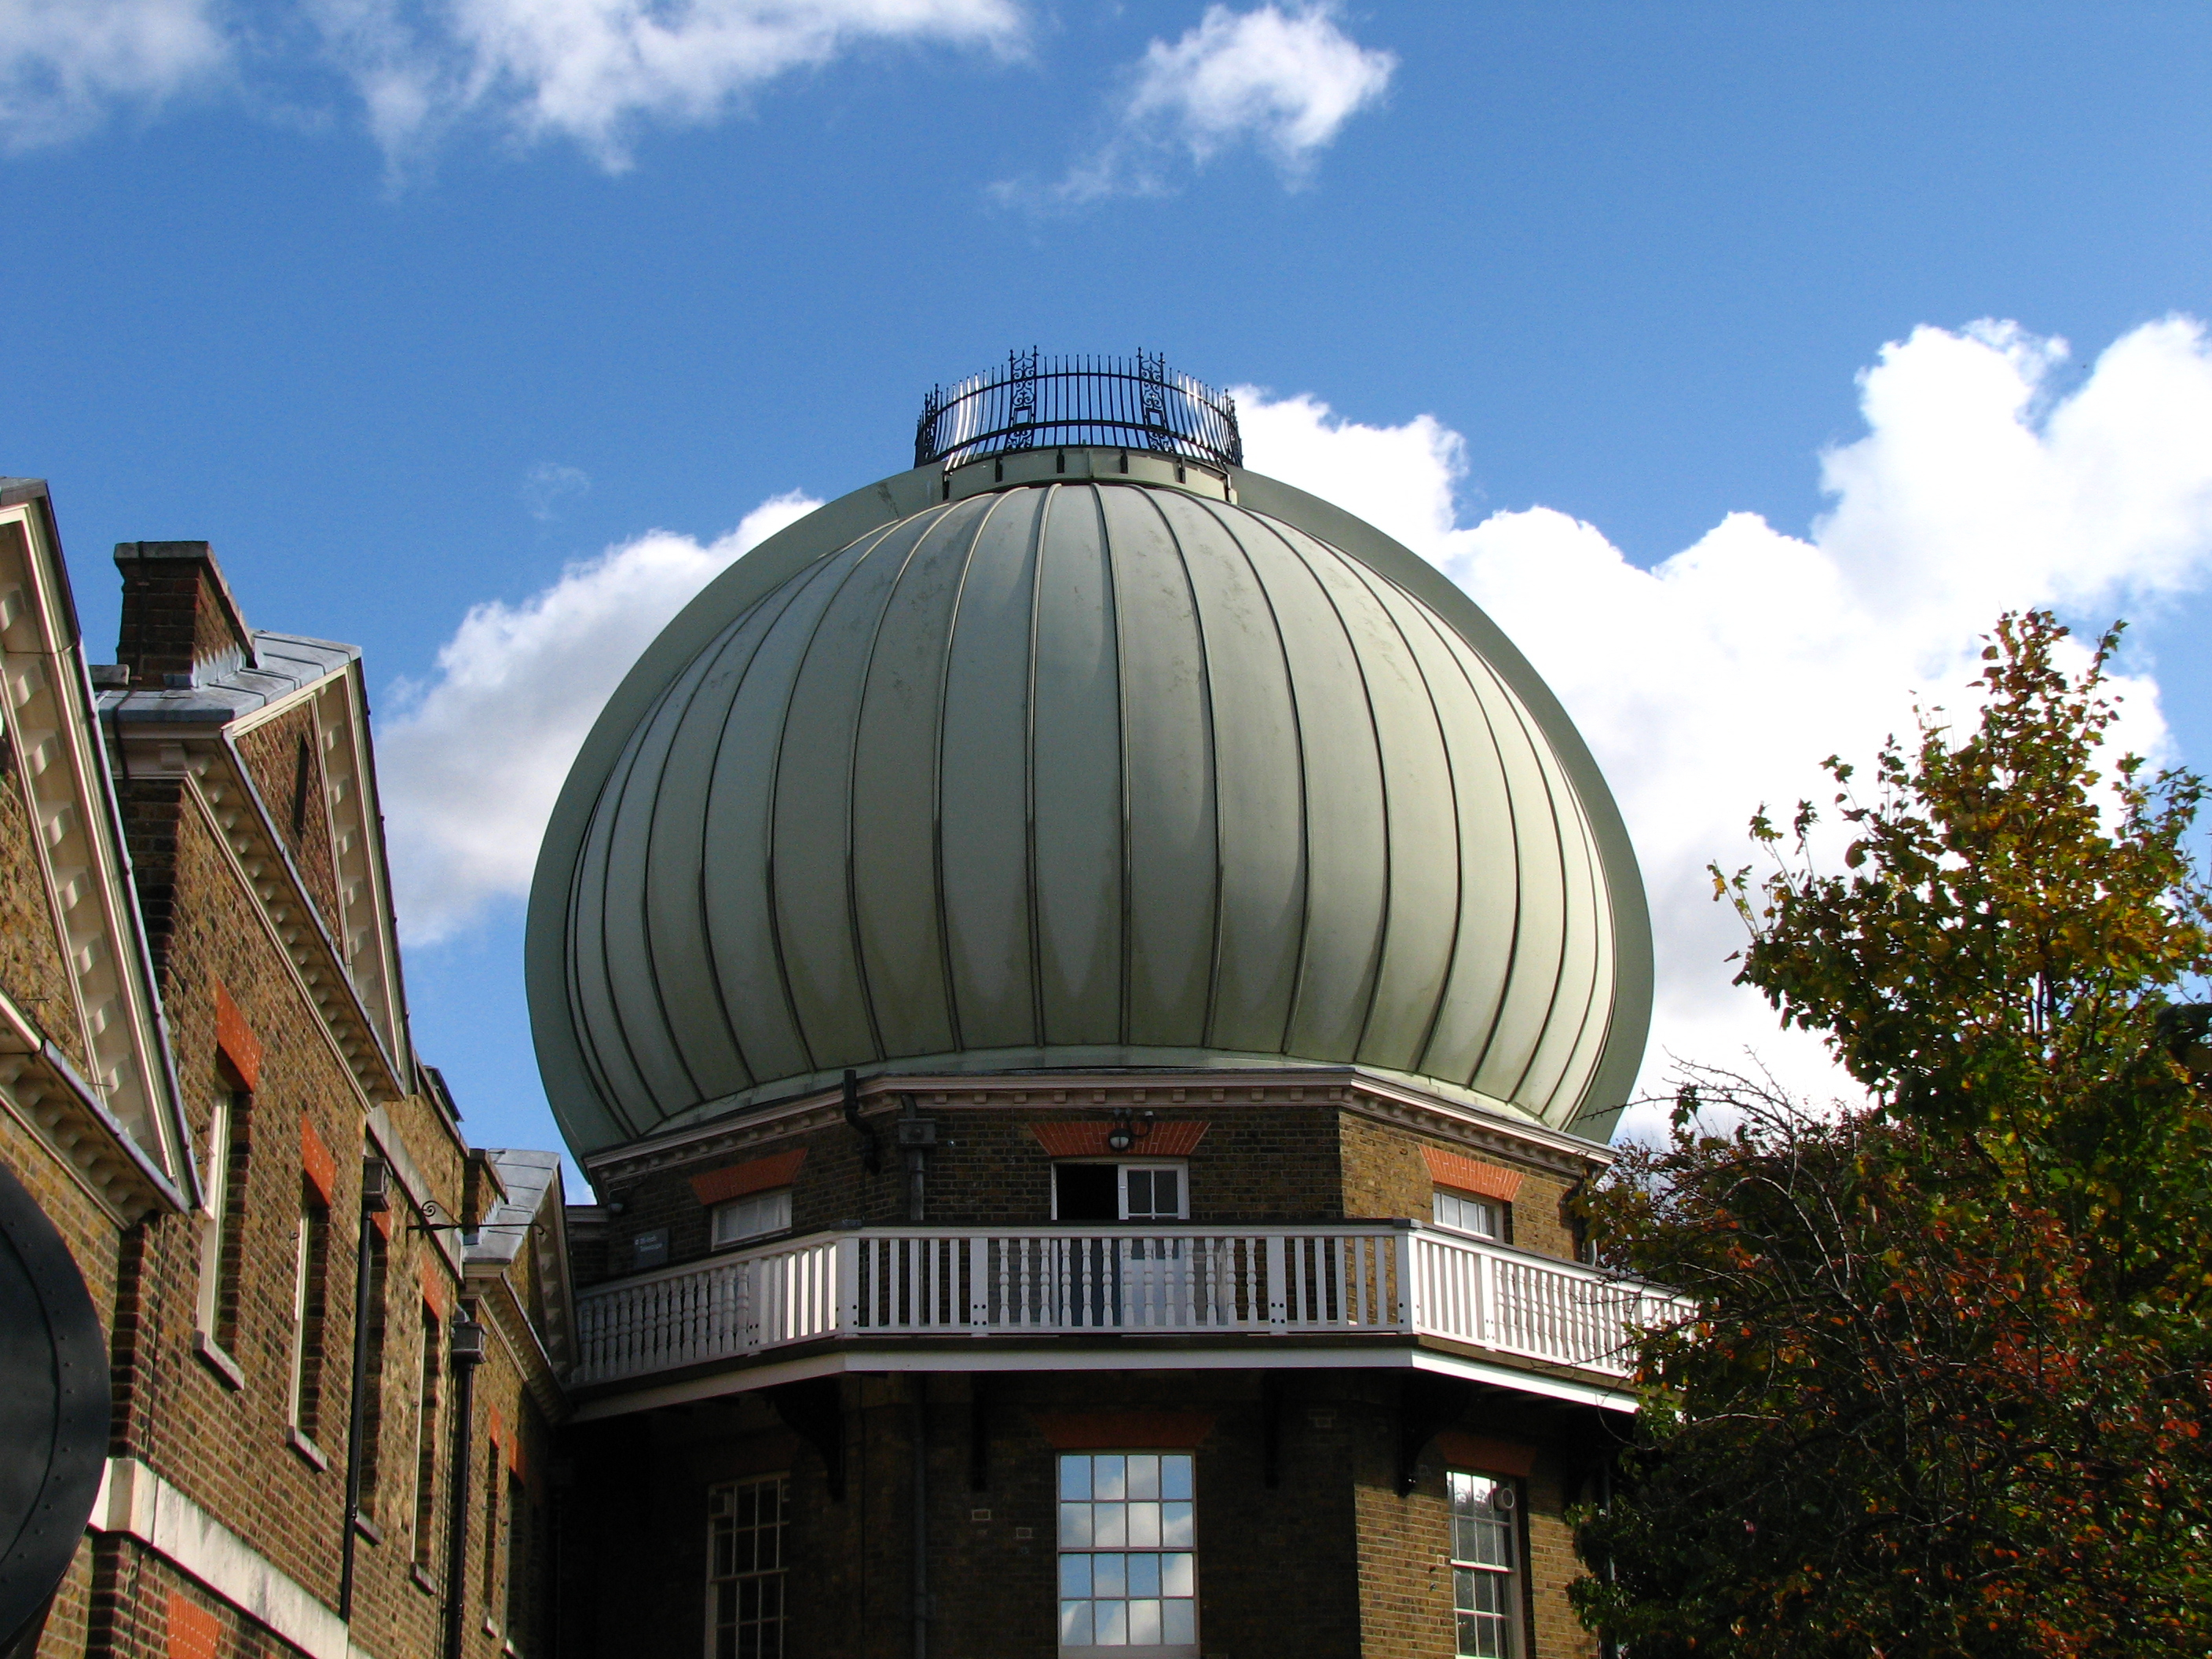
[528,452,1650,1155]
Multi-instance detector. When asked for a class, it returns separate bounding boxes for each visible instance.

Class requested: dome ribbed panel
[563,480,1621,1135]
[938,491,1046,1049]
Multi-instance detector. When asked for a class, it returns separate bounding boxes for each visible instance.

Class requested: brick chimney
[113,541,257,690]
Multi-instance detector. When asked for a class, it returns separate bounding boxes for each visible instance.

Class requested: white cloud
[309,0,1023,169]
[0,0,226,149]
[1236,316,2212,1139]
[379,489,819,942]
[522,460,591,520]
[1024,2,1392,203]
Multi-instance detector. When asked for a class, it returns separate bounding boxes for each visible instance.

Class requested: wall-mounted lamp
[1106,1108,1155,1154]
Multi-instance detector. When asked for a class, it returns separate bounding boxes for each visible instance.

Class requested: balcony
[570,1224,1670,1390]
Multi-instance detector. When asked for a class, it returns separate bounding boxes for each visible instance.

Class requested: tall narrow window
[291,730,314,837]
[412,1304,441,1569]
[1058,1452,1197,1653]
[287,1181,331,1440]
[483,1440,504,1616]
[196,1090,252,1349]
[707,1475,787,1659]
[358,1229,390,1514]
[1448,1471,1521,1659]
[504,1472,530,1651]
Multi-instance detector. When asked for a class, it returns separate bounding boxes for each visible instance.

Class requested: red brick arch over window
[1421,1146,1525,1204]
[690,1148,808,1207]
[1028,1122,1210,1159]
[212,979,262,1092]
[1434,1431,1537,1478]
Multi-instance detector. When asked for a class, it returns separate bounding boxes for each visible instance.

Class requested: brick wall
[591,1102,1351,1279]
[558,1365,1620,1659]
[233,706,342,947]
[1338,1113,1593,1261]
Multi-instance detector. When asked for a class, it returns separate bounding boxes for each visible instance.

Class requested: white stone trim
[89,1456,381,1659]
[565,1342,1637,1423]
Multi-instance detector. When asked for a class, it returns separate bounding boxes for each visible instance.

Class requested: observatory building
[0,353,1656,1659]
[538,354,1657,1659]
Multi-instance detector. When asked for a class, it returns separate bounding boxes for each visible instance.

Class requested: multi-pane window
[1449,1471,1520,1658]
[482,1440,504,1614]
[1433,1189,1501,1241]
[1052,1165,1188,1223]
[287,1182,331,1437]
[1058,1453,1197,1652]
[358,1229,390,1514]
[412,1305,441,1568]
[196,1090,252,1347]
[708,1475,788,1659]
[1119,1167,1183,1222]
[505,1472,531,1650]
[711,1189,793,1249]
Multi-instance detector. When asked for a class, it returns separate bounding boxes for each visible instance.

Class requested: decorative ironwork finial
[914,350,1243,472]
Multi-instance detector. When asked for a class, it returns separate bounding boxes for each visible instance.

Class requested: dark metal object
[911,1390,930,1659]
[1395,1375,1473,1496]
[0,1158,111,1654]
[899,1096,936,1223]
[339,1157,390,1619]
[765,1378,845,1502]
[843,1070,881,1176]
[966,1378,989,1493]
[441,1316,485,1659]
[914,351,1243,472]
[1105,1107,1154,1154]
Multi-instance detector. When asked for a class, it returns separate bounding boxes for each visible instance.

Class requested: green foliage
[1573,613,2212,1656]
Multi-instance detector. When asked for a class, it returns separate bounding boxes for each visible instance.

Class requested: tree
[1571,612,2212,1656]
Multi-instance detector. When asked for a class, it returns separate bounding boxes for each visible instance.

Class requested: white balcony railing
[572,1225,1668,1388]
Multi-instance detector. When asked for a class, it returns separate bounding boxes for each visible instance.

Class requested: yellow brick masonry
[0,530,567,1659]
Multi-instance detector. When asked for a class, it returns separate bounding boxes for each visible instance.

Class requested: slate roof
[97,630,358,724]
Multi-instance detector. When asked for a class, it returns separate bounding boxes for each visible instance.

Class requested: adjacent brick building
[0,483,569,1659]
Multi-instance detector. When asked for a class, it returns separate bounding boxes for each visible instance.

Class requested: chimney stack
[112,541,256,689]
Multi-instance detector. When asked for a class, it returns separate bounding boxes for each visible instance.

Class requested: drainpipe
[339,1157,392,1621]
[443,1313,486,1659]
[896,1096,936,1223]
[912,1387,929,1659]
[844,1070,881,1175]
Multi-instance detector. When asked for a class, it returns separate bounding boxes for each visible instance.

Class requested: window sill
[353,1511,383,1546]
[411,1565,438,1596]
[482,1617,500,1639]
[192,1331,245,1391]
[286,1427,330,1472]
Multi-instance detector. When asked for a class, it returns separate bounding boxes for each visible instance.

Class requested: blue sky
[8,2,2212,1177]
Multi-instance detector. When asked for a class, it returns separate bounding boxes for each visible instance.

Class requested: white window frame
[193,1092,233,1333]
[286,1184,331,1438]
[1057,1451,1198,1657]
[1049,1163,1189,1222]
[1118,1165,1187,1222]
[1448,1470,1522,1659]
[707,1473,789,1659]
[711,1188,793,1249]
[1432,1188,1502,1242]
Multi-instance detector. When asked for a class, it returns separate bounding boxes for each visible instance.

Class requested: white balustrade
[571,1224,1658,1386]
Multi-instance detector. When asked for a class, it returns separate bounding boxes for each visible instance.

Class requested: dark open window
[1053,1163,1119,1222]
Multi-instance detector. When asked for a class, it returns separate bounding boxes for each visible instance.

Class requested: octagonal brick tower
[527,359,1651,1160]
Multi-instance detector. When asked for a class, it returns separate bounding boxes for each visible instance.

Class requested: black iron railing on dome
[914,350,1243,472]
